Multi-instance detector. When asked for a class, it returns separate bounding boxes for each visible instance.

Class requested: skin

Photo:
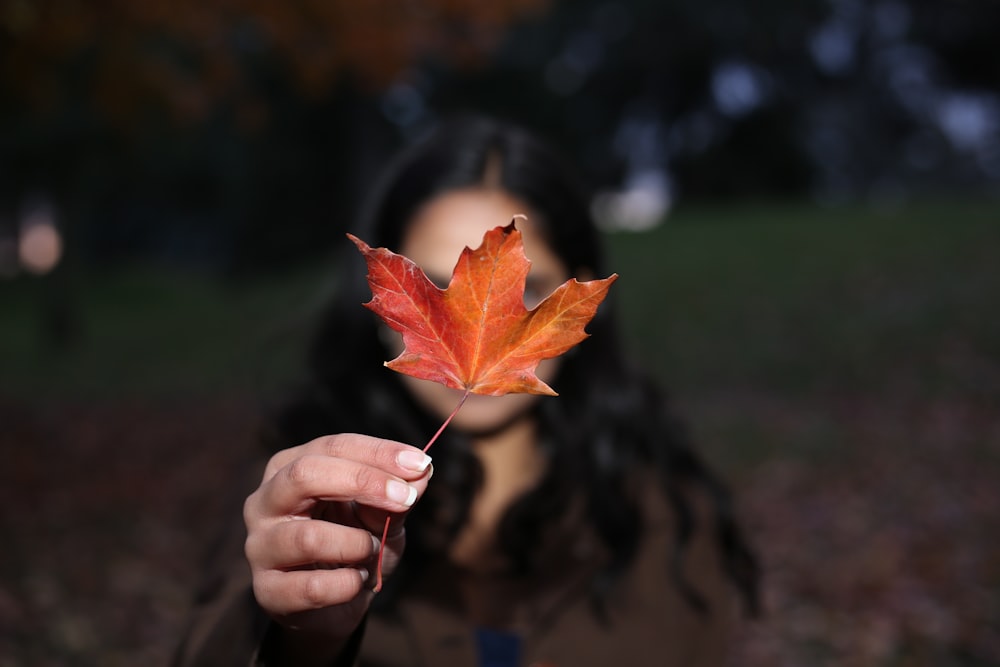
[242,187,572,662]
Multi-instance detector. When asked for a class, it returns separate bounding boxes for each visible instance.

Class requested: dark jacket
[173,475,740,667]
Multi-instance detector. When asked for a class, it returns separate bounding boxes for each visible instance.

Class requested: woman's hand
[243,433,433,662]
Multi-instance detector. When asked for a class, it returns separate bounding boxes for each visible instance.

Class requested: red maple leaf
[349,221,616,396]
[349,220,616,589]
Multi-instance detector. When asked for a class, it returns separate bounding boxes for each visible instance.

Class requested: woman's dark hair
[268,114,759,616]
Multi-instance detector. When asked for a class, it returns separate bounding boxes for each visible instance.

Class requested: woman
[174,115,759,666]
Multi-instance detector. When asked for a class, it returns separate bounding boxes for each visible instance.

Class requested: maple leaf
[349,221,617,397]
[348,220,616,591]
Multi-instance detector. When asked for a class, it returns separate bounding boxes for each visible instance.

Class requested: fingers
[247,434,433,521]
[246,519,379,570]
[263,433,432,483]
[253,567,373,616]
[243,432,432,623]
[250,453,430,519]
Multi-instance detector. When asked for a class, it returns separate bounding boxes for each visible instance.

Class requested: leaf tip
[346,233,369,252]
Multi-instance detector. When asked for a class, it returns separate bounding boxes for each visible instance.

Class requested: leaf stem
[373,389,470,593]
[423,389,471,453]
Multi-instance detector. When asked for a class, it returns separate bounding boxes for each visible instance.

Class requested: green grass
[0,264,333,400]
[2,198,999,406]
[608,198,1000,401]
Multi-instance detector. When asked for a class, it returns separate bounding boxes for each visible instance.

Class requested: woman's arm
[175,433,433,666]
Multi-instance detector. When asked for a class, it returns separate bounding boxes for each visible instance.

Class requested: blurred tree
[0,0,551,271]
[2,0,550,126]
[2,0,997,271]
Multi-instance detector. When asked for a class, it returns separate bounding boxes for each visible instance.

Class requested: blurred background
[1,0,998,664]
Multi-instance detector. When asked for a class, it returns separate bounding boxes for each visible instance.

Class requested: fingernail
[386,480,417,507]
[396,449,432,473]
[371,534,381,554]
[358,568,370,582]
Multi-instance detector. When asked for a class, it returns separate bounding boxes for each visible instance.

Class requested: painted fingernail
[396,449,432,473]
[386,480,417,507]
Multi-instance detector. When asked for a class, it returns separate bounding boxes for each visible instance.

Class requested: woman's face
[393,187,571,435]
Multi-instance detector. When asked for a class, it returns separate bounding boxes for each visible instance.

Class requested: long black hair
[267,114,759,616]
